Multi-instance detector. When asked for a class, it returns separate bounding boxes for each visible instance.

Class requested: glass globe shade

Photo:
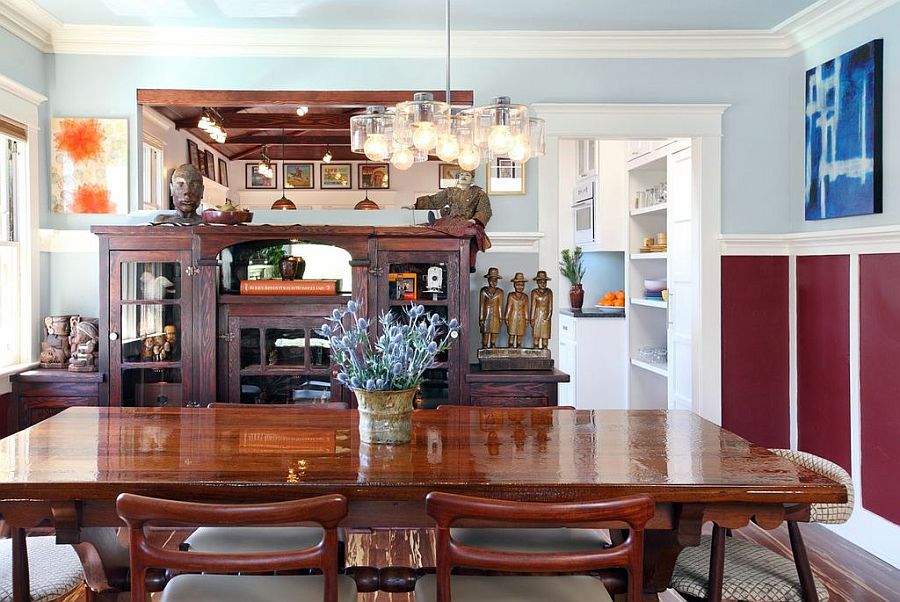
[508,138,532,162]
[412,123,437,152]
[322,150,333,163]
[391,147,415,170]
[436,135,460,162]
[363,134,390,162]
[487,124,515,155]
[457,144,481,171]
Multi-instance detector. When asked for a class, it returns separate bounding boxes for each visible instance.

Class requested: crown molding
[0,72,47,106]
[141,106,175,131]
[720,225,900,256]
[1,0,897,58]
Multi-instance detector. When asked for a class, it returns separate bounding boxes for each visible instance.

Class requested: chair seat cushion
[0,536,84,602]
[183,526,323,553]
[159,574,357,602]
[414,574,613,602]
[671,534,830,602]
[450,527,610,553]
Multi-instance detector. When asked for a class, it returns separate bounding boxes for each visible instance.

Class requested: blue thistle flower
[448,318,459,329]
[427,341,438,354]
[331,309,342,321]
[350,376,360,388]
[357,317,368,330]
[347,300,359,313]
[365,378,376,390]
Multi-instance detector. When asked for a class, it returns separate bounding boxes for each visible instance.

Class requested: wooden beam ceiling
[174,113,354,130]
[214,134,350,146]
[138,89,474,108]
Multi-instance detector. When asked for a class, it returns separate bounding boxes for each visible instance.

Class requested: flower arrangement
[559,246,585,285]
[321,300,460,392]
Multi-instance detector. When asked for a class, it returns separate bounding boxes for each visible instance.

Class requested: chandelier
[257,145,273,179]
[198,107,227,143]
[349,0,543,171]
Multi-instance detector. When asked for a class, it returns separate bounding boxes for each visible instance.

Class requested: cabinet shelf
[630,298,667,309]
[121,361,181,370]
[630,252,667,260]
[240,366,331,376]
[219,294,350,305]
[119,299,181,306]
[630,203,667,216]
[630,358,668,377]
[389,299,448,306]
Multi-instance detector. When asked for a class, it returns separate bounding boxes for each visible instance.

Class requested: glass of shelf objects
[123,368,183,407]
[120,305,181,363]
[265,328,306,368]
[239,375,331,405]
[388,262,448,302]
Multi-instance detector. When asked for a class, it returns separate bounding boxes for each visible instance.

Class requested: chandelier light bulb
[296,106,309,117]
[457,144,481,171]
[487,124,515,155]
[436,135,460,162]
[391,147,415,170]
[412,123,438,152]
[508,137,531,162]
[322,149,333,163]
[363,134,390,162]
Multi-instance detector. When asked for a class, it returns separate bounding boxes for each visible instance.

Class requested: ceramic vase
[353,388,416,444]
[569,284,585,310]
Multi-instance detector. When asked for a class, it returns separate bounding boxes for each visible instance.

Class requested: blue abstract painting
[805,39,883,220]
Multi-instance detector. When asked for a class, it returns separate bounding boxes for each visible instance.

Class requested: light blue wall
[43,53,792,234]
[0,27,47,95]
[789,3,900,232]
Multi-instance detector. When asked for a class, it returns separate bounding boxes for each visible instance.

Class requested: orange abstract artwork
[54,119,104,162]
[70,184,114,214]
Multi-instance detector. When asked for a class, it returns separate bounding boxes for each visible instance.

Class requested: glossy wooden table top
[0,407,845,504]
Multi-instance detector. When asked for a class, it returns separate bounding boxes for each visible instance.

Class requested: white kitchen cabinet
[558,313,627,410]
[576,139,598,178]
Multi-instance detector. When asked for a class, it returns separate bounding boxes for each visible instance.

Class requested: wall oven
[573,177,597,245]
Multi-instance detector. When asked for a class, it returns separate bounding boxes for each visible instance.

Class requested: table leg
[642,504,704,595]
[12,527,29,602]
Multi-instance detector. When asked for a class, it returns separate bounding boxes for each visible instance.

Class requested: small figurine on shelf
[530,271,553,350]
[39,316,71,368]
[503,273,530,349]
[142,337,155,361]
[478,267,503,349]
[68,318,99,372]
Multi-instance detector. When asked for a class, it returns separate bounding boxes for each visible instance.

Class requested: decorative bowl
[201,209,253,225]
[643,279,667,293]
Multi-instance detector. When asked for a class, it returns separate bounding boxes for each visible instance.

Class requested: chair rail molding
[720,225,900,256]
[1,0,897,57]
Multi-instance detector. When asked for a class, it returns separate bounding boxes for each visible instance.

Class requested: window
[0,134,25,368]
[142,141,165,211]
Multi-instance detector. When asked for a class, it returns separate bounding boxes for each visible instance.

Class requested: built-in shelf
[630,358,668,377]
[219,294,351,304]
[630,203,667,216]
[630,252,667,260]
[390,299,448,306]
[630,298,667,309]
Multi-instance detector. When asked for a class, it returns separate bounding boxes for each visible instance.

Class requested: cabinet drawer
[469,382,549,398]
[21,397,99,428]
[469,396,549,408]
[19,382,99,397]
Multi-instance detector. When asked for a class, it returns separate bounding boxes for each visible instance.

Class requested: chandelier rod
[445,0,451,107]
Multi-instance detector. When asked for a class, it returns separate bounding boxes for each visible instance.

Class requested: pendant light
[322,146,333,163]
[354,188,380,211]
[271,128,296,210]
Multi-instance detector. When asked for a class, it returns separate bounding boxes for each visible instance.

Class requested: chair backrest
[425,492,655,602]
[770,448,854,524]
[116,493,347,602]
[207,401,350,409]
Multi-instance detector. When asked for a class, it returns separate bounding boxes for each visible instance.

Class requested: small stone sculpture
[478,267,504,348]
[68,318,99,372]
[153,164,204,225]
[530,270,553,350]
[504,273,530,349]
[39,316,71,368]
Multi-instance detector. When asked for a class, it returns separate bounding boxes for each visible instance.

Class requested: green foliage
[559,247,585,285]
[261,245,287,278]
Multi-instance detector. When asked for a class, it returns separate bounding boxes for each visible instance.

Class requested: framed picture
[320,164,352,189]
[51,118,129,214]
[284,163,314,189]
[486,158,525,195]
[359,163,390,189]
[245,163,277,189]
[205,150,216,181]
[186,139,200,171]
[218,158,228,186]
[805,39,883,220]
[439,163,463,189]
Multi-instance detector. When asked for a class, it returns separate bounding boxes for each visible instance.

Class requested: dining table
[0,406,846,601]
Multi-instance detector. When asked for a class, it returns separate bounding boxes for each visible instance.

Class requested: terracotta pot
[353,388,416,444]
[569,284,585,310]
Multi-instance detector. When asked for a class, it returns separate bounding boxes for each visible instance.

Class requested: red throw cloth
[428,217,492,272]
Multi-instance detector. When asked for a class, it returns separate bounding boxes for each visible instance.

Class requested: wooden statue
[68,317,99,372]
[504,273,530,349]
[153,164,204,225]
[530,271,553,350]
[39,315,71,368]
[478,267,504,348]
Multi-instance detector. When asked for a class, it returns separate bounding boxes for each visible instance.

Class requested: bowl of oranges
[596,290,626,311]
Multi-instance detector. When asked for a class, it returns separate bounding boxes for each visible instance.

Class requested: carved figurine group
[39,315,99,372]
[478,268,554,350]
[141,325,177,362]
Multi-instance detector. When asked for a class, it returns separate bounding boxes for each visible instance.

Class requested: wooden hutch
[91,224,475,409]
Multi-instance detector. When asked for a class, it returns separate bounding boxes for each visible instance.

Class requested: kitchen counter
[560,308,625,319]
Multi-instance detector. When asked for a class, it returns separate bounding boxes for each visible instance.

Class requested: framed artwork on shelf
[51,117,128,214]
[321,164,352,189]
[218,158,228,186]
[205,150,216,181]
[805,38,882,220]
[284,163,314,189]
[186,139,200,171]
[486,158,525,195]
[439,163,463,189]
[359,163,390,189]
[245,163,276,189]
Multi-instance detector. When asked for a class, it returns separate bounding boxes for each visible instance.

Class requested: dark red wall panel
[860,253,900,525]
[721,256,790,448]
[796,255,851,472]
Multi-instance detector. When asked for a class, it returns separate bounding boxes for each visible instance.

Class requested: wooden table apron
[0,407,845,600]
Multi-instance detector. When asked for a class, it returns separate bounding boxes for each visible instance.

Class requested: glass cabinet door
[109,250,194,407]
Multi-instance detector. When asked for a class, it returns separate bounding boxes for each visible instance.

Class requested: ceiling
[32,0,819,31]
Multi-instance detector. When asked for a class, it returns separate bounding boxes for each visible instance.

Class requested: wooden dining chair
[116,493,357,602]
[670,449,854,602]
[417,491,655,602]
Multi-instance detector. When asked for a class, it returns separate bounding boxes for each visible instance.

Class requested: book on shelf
[239,279,339,296]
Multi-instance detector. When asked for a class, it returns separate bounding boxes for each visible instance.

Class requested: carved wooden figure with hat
[530,270,553,350]
[504,272,530,349]
[478,267,504,349]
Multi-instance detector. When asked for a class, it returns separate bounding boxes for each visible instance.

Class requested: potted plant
[321,300,460,444]
[559,247,586,309]
[261,244,305,280]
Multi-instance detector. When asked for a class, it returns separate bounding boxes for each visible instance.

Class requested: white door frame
[533,103,728,424]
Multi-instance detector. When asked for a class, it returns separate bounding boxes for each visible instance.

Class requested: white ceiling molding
[484,232,544,254]
[0,0,897,58]
[720,225,900,256]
